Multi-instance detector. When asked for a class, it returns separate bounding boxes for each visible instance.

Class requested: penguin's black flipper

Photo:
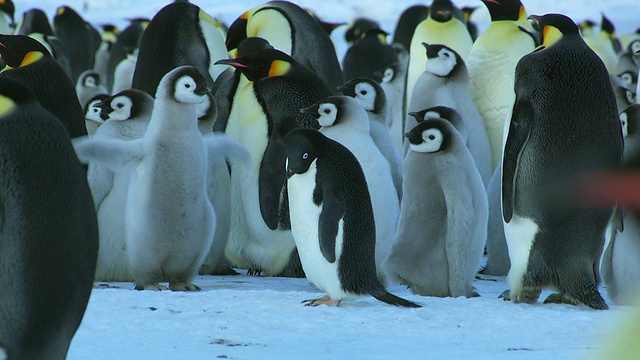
[372,291,422,308]
[318,188,345,263]
[502,93,534,223]
[259,134,287,230]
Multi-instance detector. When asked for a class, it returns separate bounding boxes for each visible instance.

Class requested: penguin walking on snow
[0,78,97,359]
[384,118,486,298]
[285,128,420,308]
[501,14,622,309]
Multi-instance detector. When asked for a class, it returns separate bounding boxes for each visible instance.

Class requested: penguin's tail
[372,291,422,308]
[204,132,250,163]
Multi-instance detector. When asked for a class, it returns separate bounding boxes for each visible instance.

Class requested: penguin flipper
[318,189,345,264]
[372,291,421,308]
[204,132,250,163]
[72,136,144,170]
[259,133,287,230]
[502,95,534,223]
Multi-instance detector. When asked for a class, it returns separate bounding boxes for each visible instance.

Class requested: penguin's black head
[405,119,452,153]
[600,13,615,37]
[54,5,84,26]
[0,0,15,25]
[215,47,293,82]
[162,66,210,103]
[284,128,321,178]
[529,14,579,50]
[100,23,119,36]
[430,0,455,23]
[235,37,273,59]
[481,0,525,22]
[344,17,380,43]
[0,34,50,69]
[301,96,351,128]
[409,105,459,124]
[0,77,36,117]
[226,10,249,51]
[338,77,385,114]
[423,43,462,78]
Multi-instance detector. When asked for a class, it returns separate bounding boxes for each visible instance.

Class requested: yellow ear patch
[268,60,291,77]
[377,33,387,44]
[57,7,65,16]
[518,6,526,21]
[0,0,6,5]
[0,94,15,118]
[20,51,43,68]
[542,25,563,48]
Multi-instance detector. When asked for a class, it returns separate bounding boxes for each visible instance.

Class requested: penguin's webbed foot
[247,268,263,276]
[543,293,578,306]
[302,295,341,307]
[499,290,511,301]
[169,282,202,291]
[134,283,169,291]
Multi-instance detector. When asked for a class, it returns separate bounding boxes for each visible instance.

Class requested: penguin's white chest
[287,162,349,299]
[503,213,539,294]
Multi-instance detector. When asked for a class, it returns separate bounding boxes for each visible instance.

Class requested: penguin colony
[1,0,639,355]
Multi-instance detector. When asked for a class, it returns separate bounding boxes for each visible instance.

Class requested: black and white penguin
[341,28,398,83]
[14,8,52,36]
[501,14,622,309]
[93,24,119,89]
[0,0,14,34]
[384,118,486,298]
[0,34,87,138]
[214,45,332,275]
[462,6,479,41]
[84,93,109,135]
[0,77,98,359]
[226,1,343,89]
[105,18,147,92]
[467,0,537,170]
[284,127,420,308]
[377,43,409,153]
[391,5,429,52]
[53,6,95,83]
[76,70,108,109]
[343,17,380,44]
[132,2,227,96]
[583,14,619,74]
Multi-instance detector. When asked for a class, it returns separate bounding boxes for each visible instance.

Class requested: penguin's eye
[627,91,636,103]
[360,90,367,95]
[185,84,191,89]
[324,108,331,114]
[116,103,124,109]
[302,152,309,160]
[428,135,436,140]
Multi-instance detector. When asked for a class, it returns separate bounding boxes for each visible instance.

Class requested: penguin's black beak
[194,86,210,96]
[299,104,320,119]
[214,58,249,69]
[337,83,355,97]
[408,111,422,122]
[528,15,541,31]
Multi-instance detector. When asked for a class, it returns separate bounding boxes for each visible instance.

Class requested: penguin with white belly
[132,2,227,96]
[0,78,97,360]
[391,5,429,52]
[377,44,409,153]
[339,77,403,202]
[214,46,332,275]
[384,118,486,298]
[406,43,492,186]
[501,14,622,309]
[285,128,420,308]
[302,95,399,282]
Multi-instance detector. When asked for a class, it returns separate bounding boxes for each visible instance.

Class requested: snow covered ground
[9,0,640,359]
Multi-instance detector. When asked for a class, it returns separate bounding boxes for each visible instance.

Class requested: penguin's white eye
[382,68,394,82]
[302,152,309,160]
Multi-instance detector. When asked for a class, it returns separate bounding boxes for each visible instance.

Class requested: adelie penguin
[284,128,420,308]
[0,77,98,360]
[501,14,622,310]
[214,44,332,276]
[0,34,87,138]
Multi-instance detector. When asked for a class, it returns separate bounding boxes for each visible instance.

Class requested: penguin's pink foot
[169,282,201,291]
[302,295,341,307]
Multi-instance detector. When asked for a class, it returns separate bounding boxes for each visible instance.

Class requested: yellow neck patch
[268,60,291,77]
[20,51,43,68]
[0,94,15,118]
[541,25,563,48]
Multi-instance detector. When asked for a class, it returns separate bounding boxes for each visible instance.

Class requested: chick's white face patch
[109,95,134,121]
[353,82,376,111]
[410,128,443,153]
[317,103,338,127]
[174,75,204,103]
[425,48,457,77]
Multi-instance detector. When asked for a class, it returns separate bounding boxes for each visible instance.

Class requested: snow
[8,0,640,359]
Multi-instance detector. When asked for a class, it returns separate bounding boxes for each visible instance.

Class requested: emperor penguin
[225,1,343,89]
[501,14,622,309]
[611,75,636,113]
[302,95,400,282]
[74,66,243,290]
[406,43,492,186]
[405,0,473,112]
[339,77,403,202]
[341,29,398,83]
[76,69,108,108]
[213,46,332,275]
[343,17,380,44]
[378,43,409,153]
[284,127,420,308]
[467,0,537,170]
[384,118,487,297]
[583,14,619,74]
[53,6,95,83]
[132,2,227,96]
[0,78,98,360]
[105,18,147,92]
[408,105,468,145]
[391,4,429,53]
[621,104,640,161]
[84,93,109,135]
[15,7,51,37]
[0,34,87,138]
[111,50,137,93]
[0,0,13,34]
[87,89,153,281]
[93,24,119,88]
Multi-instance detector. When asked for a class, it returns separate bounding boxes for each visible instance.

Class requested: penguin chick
[76,70,108,109]
[84,93,109,136]
[285,127,420,308]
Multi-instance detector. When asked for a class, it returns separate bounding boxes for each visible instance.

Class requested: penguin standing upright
[467,0,537,170]
[53,6,94,83]
[284,128,420,308]
[341,29,398,83]
[407,43,492,186]
[378,43,409,153]
[339,77,403,202]
[0,34,87,138]
[621,104,640,161]
[93,24,119,88]
[76,70,108,108]
[384,118,487,298]
[0,0,14,34]
[226,1,343,89]
[214,46,333,275]
[302,96,400,282]
[405,0,473,112]
[501,14,622,309]
[583,14,619,74]
[391,5,429,52]
[111,50,137,93]
[105,18,147,92]
[0,78,97,360]
[132,2,227,96]
[14,8,52,36]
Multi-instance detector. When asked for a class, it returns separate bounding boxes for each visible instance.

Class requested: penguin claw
[169,282,202,291]
[134,283,169,291]
[301,295,340,307]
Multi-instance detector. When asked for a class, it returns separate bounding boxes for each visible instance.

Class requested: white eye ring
[302,152,309,160]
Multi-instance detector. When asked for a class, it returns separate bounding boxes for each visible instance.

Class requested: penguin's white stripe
[198,11,229,81]
[503,213,538,295]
